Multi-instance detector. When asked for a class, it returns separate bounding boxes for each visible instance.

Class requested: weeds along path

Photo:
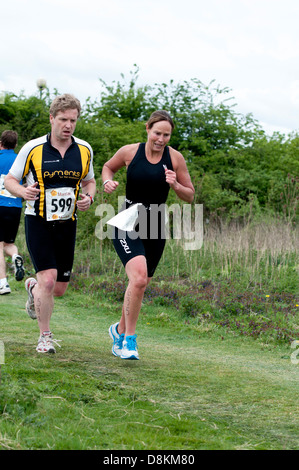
[0,282,298,450]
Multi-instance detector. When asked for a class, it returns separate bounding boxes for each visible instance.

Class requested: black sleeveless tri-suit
[112,143,173,277]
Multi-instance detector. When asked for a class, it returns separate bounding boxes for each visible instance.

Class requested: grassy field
[0,215,298,450]
[0,277,298,451]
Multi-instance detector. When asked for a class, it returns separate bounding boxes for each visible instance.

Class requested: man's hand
[23,182,40,201]
[76,193,92,211]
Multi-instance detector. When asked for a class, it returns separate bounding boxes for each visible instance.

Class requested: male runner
[5,94,96,353]
[0,130,25,294]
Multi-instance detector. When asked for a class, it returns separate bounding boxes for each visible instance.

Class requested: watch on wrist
[86,193,94,204]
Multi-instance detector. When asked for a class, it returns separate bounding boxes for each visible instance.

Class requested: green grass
[0,214,298,450]
[0,279,298,450]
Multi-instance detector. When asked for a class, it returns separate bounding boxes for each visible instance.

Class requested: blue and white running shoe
[121,334,139,360]
[109,322,124,357]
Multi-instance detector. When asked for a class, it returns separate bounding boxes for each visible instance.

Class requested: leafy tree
[0,90,51,148]
[0,67,298,219]
[82,65,153,123]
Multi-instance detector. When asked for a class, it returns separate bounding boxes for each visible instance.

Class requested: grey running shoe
[109,322,124,357]
[0,283,11,295]
[36,331,61,353]
[14,255,25,281]
[25,278,37,319]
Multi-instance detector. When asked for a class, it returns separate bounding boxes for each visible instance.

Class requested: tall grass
[13,210,298,290]
[155,215,298,290]
[67,212,298,345]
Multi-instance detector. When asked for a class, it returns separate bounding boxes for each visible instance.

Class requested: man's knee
[54,282,69,297]
[37,270,57,294]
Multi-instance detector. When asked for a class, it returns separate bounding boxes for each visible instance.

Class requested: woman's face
[146,120,172,152]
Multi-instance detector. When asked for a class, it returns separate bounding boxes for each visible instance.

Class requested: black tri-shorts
[0,206,22,243]
[112,227,166,278]
[25,215,77,282]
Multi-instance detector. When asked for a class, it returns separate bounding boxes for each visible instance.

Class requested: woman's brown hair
[147,110,174,131]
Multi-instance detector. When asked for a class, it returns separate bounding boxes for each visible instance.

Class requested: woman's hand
[103,180,119,194]
[165,169,178,190]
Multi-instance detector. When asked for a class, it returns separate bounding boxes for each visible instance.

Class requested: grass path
[0,281,298,450]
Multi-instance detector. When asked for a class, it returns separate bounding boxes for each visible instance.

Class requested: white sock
[0,278,8,287]
[12,254,18,262]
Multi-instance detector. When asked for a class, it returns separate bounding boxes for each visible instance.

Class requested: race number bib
[0,174,17,198]
[46,187,76,221]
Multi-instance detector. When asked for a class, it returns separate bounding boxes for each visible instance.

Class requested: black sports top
[9,133,94,221]
[126,143,173,207]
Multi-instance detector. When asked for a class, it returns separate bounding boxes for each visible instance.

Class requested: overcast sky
[1,0,299,136]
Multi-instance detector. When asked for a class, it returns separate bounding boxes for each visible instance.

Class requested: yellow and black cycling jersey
[9,133,94,221]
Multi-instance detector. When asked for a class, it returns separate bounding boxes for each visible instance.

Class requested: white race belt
[45,187,76,221]
[0,174,17,198]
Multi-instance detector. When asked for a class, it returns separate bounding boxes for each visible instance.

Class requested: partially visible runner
[5,94,96,353]
[0,130,25,295]
[102,110,194,360]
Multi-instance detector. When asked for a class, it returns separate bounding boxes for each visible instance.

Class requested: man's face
[50,109,78,142]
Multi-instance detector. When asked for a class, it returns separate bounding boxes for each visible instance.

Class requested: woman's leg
[118,255,150,337]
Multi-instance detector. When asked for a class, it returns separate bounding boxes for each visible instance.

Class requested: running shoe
[0,283,11,295]
[36,331,61,354]
[121,334,139,360]
[14,255,25,281]
[109,322,124,357]
[25,278,37,319]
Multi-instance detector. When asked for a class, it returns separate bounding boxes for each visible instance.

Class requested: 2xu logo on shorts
[120,238,131,254]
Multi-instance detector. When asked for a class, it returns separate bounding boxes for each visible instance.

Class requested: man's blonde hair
[49,94,81,118]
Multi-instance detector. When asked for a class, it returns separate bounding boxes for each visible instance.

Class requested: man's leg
[33,274,69,333]
[0,241,18,279]
[26,272,68,353]
[54,281,69,297]
[3,242,18,258]
[3,242,24,281]
[0,241,11,294]
[32,269,58,334]
[0,241,6,279]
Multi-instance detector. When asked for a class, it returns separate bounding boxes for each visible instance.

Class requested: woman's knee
[132,272,148,291]
[126,258,148,291]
